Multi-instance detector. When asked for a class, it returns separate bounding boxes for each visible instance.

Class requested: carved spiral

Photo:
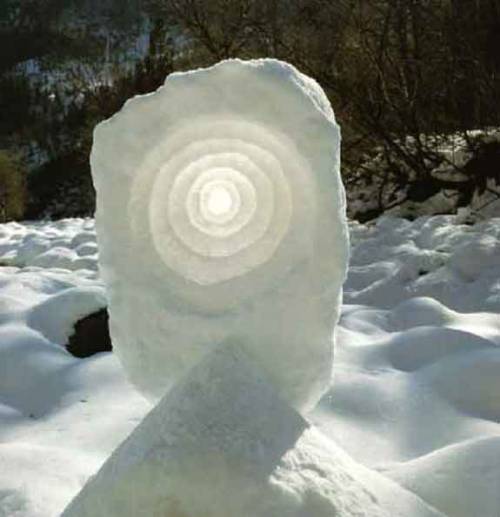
[130,118,316,289]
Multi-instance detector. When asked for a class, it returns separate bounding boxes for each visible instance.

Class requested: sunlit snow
[0,214,499,516]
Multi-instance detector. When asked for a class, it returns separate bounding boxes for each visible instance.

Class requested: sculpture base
[62,344,440,517]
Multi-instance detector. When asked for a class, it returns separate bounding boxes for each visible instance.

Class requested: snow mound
[381,436,500,517]
[62,345,440,517]
[346,215,500,311]
[315,297,500,465]
[0,219,107,418]
[312,217,500,516]
[92,58,349,411]
[27,286,106,345]
[421,348,500,422]
[0,219,98,272]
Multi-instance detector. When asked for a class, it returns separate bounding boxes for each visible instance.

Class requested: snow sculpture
[62,61,443,517]
[62,344,440,517]
[91,58,349,411]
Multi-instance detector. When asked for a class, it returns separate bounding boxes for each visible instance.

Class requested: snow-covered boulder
[91,59,349,411]
[61,344,441,517]
[27,286,107,346]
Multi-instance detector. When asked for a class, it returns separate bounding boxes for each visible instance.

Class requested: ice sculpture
[91,58,349,411]
[62,344,440,517]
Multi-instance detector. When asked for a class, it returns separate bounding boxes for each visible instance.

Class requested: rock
[66,309,112,358]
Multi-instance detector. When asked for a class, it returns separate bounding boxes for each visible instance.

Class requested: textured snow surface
[346,214,500,311]
[91,59,349,411]
[62,345,440,517]
[0,219,98,272]
[0,214,499,516]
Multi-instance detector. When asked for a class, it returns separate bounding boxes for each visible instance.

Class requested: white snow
[346,215,500,311]
[0,219,98,272]
[62,344,441,517]
[91,58,349,411]
[0,214,498,516]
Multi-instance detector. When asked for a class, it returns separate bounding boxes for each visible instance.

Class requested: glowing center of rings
[148,127,298,285]
[197,178,242,225]
[205,185,233,216]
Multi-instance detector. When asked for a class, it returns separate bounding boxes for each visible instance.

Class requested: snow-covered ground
[0,216,499,516]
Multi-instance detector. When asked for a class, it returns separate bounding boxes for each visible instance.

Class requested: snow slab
[91,58,349,411]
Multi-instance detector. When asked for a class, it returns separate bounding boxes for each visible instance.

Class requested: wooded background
[1,0,499,221]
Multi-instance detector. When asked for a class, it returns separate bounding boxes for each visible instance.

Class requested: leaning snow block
[61,345,440,517]
[91,58,349,411]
